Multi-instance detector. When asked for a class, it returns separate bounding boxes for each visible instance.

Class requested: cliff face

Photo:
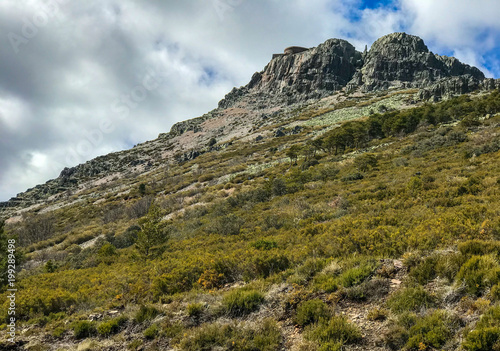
[219,39,363,108]
[352,32,485,92]
[220,33,493,109]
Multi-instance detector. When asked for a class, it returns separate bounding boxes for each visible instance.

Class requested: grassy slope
[2,90,500,350]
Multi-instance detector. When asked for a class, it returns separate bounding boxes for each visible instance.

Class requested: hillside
[2,33,500,351]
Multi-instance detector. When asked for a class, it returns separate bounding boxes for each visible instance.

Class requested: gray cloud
[0,0,498,200]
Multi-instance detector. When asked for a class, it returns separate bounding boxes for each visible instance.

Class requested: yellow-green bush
[221,289,264,317]
[295,299,331,327]
[463,305,500,351]
[97,316,127,336]
[386,286,436,313]
[305,316,361,350]
[455,255,500,296]
[180,319,281,351]
[71,320,96,339]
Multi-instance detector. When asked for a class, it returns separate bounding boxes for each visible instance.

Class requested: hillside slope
[1,33,500,351]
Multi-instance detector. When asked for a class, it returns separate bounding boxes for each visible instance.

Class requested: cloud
[0,0,498,201]
[399,0,500,77]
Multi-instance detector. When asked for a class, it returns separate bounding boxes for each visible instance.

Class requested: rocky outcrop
[219,39,363,108]
[350,33,485,92]
[220,32,491,108]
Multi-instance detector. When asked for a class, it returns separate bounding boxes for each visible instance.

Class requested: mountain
[1,33,499,215]
[1,33,500,351]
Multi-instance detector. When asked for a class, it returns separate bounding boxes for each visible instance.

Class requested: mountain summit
[219,33,490,108]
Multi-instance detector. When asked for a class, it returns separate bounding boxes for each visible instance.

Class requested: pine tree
[136,205,166,259]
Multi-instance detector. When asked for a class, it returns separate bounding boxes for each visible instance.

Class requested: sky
[1,0,500,201]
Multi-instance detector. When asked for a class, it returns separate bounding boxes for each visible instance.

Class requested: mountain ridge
[1,32,499,215]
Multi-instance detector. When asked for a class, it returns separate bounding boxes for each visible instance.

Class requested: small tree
[136,205,166,259]
[286,145,301,165]
[138,183,147,196]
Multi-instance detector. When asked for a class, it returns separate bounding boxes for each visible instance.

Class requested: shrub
[455,255,500,296]
[405,310,456,350]
[187,303,204,318]
[367,308,389,321]
[458,240,500,257]
[180,319,281,351]
[409,255,439,284]
[305,316,361,350]
[72,320,96,339]
[337,264,375,288]
[490,284,500,301]
[384,325,408,351]
[288,258,327,285]
[97,316,127,336]
[144,323,159,339]
[127,339,142,350]
[341,172,364,182]
[295,299,331,327]
[387,286,436,313]
[463,305,500,351]
[221,289,264,317]
[52,327,66,338]
[251,239,278,250]
[134,305,160,323]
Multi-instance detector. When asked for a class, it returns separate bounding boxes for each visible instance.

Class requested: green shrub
[180,319,281,351]
[222,289,264,317]
[409,255,439,284]
[97,316,127,336]
[384,325,409,351]
[455,255,500,296]
[405,310,456,349]
[463,327,500,351]
[491,284,500,301]
[341,172,364,182]
[305,316,361,350]
[134,305,160,323]
[463,305,500,350]
[144,323,159,339]
[251,239,278,250]
[187,303,204,318]
[72,320,96,339]
[288,258,327,286]
[295,299,331,327]
[367,308,389,321]
[127,339,142,350]
[459,240,500,257]
[313,257,378,293]
[52,326,66,338]
[386,286,436,313]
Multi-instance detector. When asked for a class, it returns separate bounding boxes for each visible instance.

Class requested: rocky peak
[352,32,485,92]
[218,38,363,108]
[219,32,490,108]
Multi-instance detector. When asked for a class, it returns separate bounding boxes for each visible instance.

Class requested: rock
[255,135,264,141]
[350,32,484,93]
[219,38,363,108]
[393,260,403,269]
[390,279,402,287]
[88,313,103,321]
[274,128,286,137]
